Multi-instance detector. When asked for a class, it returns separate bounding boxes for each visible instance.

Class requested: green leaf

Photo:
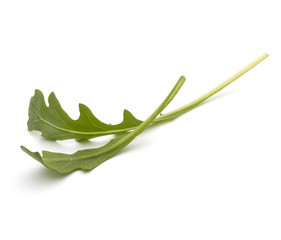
[27,90,143,140]
[27,54,269,141]
[21,76,186,174]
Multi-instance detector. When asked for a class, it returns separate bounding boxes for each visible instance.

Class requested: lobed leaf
[27,90,143,140]
[21,76,186,173]
[27,54,269,141]
[22,54,269,173]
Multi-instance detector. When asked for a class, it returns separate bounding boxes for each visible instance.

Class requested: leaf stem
[100,76,185,148]
[21,76,186,173]
[153,53,269,123]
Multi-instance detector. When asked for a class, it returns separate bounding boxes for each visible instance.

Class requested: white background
[0,1,280,239]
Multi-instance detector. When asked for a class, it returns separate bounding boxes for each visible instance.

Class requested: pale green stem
[153,53,269,123]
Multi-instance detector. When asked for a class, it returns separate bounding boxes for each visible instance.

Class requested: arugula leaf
[21,76,186,173]
[27,89,143,140]
[27,53,269,140]
[21,53,269,174]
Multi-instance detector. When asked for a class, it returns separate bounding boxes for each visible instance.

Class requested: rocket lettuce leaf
[21,76,185,173]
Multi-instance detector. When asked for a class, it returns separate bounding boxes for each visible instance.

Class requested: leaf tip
[21,146,43,163]
[78,102,92,116]
[123,109,130,115]
[123,109,135,119]
[32,89,45,101]
[20,145,27,151]
[34,89,43,95]
[78,103,87,109]
[48,91,57,102]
